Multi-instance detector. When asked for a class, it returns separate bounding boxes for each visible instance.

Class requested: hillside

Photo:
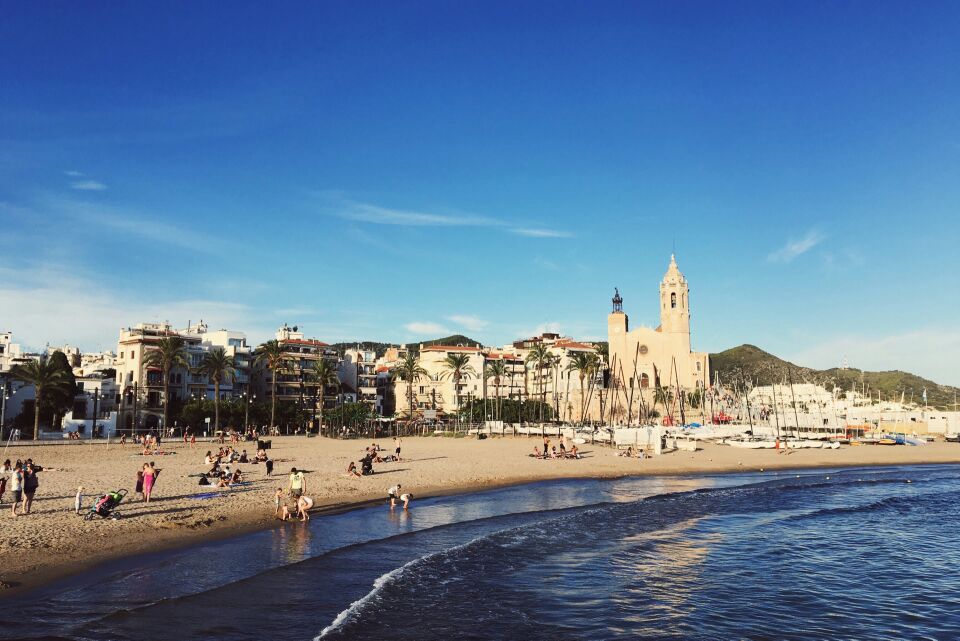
[328,334,481,358]
[710,344,960,410]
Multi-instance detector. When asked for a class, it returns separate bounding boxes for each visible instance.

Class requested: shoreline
[2,436,959,597]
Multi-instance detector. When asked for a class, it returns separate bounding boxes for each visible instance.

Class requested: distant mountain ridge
[710,344,960,410]
[328,334,481,358]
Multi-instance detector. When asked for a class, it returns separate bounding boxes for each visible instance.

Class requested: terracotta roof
[421,345,481,352]
[375,365,391,373]
[484,351,519,360]
[281,338,330,347]
[555,340,595,350]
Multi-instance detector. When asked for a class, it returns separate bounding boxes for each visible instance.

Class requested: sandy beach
[2,434,959,595]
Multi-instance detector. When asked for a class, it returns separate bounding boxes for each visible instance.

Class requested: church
[607,255,709,392]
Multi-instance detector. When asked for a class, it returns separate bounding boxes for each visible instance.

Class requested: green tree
[439,353,477,418]
[567,351,599,425]
[141,335,190,433]
[310,358,340,434]
[196,346,236,432]
[10,356,72,439]
[43,351,78,429]
[484,359,509,421]
[391,353,428,419]
[254,340,289,429]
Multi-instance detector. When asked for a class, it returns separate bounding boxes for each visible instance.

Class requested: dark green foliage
[458,398,553,423]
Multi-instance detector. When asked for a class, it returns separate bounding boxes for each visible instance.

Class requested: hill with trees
[710,344,960,410]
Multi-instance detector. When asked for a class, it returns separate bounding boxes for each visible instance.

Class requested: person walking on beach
[135,466,145,500]
[288,467,305,499]
[75,486,84,515]
[393,436,402,462]
[22,462,39,514]
[142,462,156,504]
[9,463,23,516]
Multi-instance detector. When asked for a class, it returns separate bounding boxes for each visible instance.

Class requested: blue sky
[2,2,959,384]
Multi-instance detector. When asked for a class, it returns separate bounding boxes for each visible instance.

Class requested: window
[641,373,650,388]
[671,292,677,308]
[696,362,702,372]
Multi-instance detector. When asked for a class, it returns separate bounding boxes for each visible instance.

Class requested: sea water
[3,465,959,640]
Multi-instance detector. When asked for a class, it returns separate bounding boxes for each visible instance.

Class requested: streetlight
[244,392,255,431]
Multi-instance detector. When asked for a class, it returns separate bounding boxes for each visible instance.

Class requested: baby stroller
[84,489,128,520]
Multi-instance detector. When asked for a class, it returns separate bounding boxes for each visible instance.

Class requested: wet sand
[2,434,959,594]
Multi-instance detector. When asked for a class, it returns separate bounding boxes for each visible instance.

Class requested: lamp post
[1,380,8,437]
[244,392,255,431]
[90,387,100,439]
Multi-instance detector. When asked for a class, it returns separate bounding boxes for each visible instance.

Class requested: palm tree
[141,335,190,434]
[566,351,599,425]
[391,353,428,420]
[525,343,552,421]
[254,340,289,430]
[196,347,236,433]
[10,356,71,439]
[484,359,509,421]
[310,358,340,435]
[439,353,477,419]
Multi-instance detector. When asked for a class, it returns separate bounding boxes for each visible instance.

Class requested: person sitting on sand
[204,451,216,465]
[239,450,249,463]
[255,449,268,462]
[550,446,560,460]
[231,469,243,484]
[345,461,362,478]
[568,445,581,460]
[530,446,543,458]
[217,473,231,488]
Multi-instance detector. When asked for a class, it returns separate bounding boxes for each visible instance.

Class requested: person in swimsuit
[345,461,362,478]
[142,463,156,503]
[393,437,402,462]
[399,493,413,510]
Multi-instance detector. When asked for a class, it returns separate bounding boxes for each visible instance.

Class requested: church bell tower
[660,255,690,344]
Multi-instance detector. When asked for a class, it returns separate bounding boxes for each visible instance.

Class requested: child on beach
[274,488,284,517]
[399,493,413,510]
[75,486,84,514]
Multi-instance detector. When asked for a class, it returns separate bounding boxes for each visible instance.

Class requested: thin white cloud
[337,201,494,227]
[71,180,107,191]
[404,321,450,335]
[768,230,825,263]
[64,170,85,177]
[38,195,215,252]
[511,227,572,238]
[789,328,960,387]
[319,194,572,238]
[446,314,489,331]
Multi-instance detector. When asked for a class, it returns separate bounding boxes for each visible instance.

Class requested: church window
[696,362,701,372]
[641,373,650,388]
[670,292,677,308]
